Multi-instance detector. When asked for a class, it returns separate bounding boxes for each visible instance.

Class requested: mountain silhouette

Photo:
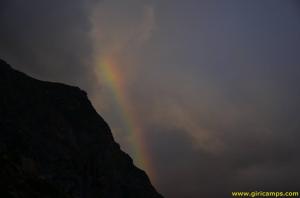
[0,59,163,198]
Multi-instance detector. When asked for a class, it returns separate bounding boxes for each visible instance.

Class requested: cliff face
[0,59,163,198]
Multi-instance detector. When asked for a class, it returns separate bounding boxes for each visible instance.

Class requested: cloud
[90,2,155,55]
[135,5,156,45]
[0,0,96,90]
[1,1,300,198]
[87,3,300,196]
[145,117,300,198]
[89,0,157,139]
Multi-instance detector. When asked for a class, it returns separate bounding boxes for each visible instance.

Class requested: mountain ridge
[0,59,163,198]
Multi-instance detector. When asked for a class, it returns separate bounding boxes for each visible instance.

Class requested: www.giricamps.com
[232,191,299,198]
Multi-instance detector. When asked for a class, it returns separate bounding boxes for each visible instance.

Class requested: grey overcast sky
[1,1,300,197]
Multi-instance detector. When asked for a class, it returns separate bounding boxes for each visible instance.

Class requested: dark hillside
[0,59,163,198]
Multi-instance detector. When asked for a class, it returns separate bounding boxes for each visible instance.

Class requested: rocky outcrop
[0,59,163,198]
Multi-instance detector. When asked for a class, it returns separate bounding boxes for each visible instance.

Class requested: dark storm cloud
[1,1,300,198]
[146,116,300,198]
[127,1,300,197]
[0,0,95,89]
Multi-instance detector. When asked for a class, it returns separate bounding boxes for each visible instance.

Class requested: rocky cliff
[0,59,163,198]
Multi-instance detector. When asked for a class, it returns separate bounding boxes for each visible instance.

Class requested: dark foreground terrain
[0,59,163,198]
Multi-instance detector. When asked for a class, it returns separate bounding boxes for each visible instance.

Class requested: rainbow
[96,55,156,182]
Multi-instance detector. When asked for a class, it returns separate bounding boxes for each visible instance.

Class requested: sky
[1,0,300,197]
